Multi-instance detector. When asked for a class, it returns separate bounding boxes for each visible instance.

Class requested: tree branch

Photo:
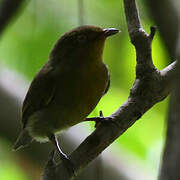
[159,60,180,180]
[0,0,26,35]
[144,1,180,179]
[145,0,180,58]
[0,66,152,180]
[42,0,177,179]
[123,0,141,34]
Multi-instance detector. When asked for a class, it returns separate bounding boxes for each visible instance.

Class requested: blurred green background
[0,0,170,179]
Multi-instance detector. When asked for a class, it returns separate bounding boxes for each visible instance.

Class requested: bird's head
[50,25,119,64]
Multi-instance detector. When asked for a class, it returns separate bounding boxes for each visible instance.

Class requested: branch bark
[145,0,180,179]
[145,0,180,58]
[159,61,180,180]
[41,0,177,179]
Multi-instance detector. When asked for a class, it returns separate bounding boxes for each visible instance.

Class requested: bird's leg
[48,133,75,175]
[48,133,68,158]
[85,110,118,128]
[87,110,105,128]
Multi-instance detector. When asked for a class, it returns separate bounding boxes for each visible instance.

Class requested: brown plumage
[13,26,119,168]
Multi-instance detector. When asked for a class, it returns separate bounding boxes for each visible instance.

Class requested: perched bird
[13,25,119,167]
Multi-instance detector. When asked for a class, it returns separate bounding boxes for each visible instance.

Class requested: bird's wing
[103,76,110,95]
[22,63,56,128]
[103,64,110,95]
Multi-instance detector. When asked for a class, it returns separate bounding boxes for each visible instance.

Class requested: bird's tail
[13,129,33,151]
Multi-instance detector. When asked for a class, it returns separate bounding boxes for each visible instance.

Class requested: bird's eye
[77,35,86,43]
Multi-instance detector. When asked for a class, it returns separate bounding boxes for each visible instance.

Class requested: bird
[13,25,119,170]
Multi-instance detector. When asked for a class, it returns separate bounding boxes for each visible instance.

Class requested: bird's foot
[85,110,118,128]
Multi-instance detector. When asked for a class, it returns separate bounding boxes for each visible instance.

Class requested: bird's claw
[94,116,118,128]
[85,110,118,128]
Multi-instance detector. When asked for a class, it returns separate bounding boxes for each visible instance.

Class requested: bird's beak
[103,28,120,37]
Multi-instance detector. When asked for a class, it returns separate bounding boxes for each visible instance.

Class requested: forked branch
[42,0,177,179]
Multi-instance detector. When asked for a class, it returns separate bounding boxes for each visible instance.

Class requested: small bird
[13,25,119,167]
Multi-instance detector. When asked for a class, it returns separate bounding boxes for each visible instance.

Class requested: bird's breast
[53,61,109,128]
